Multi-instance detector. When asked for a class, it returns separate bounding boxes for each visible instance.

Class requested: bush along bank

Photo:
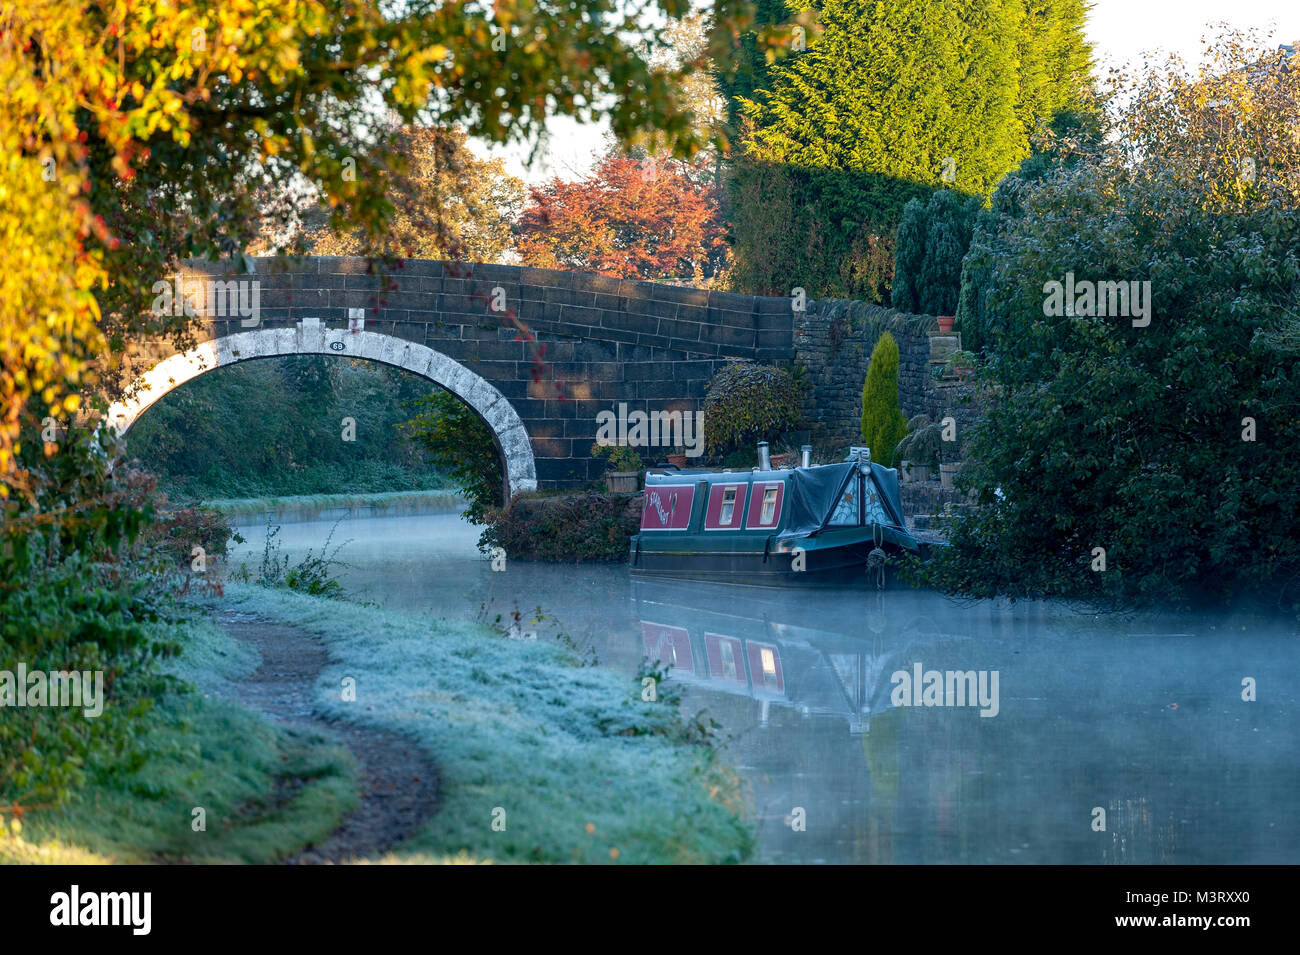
[0,427,359,863]
[480,491,642,562]
[0,613,357,864]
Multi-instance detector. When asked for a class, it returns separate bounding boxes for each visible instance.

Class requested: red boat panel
[705,632,747,683]
[703,482,749,531]
[641,621,694,674]
[640,484,695,531]
[747,641,785,694]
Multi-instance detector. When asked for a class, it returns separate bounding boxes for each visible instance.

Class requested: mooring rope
[865,523,887,591]
[866,547,887,590]
[868,522,889,589]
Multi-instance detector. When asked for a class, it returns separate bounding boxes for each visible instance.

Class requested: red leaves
[516,153,726,281]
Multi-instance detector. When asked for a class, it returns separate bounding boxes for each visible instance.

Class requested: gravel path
[215,609,438,864]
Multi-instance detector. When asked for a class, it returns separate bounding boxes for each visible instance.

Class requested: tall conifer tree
[725,0,1093,301]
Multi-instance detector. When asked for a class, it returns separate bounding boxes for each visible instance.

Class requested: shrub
[402,390,502,524]
[1,428,178,812]
[892,189,982,316]
[893,415,942,469]
[591,443,643,473]
[891,198,927,313]
[924,33,1300,607]
[724,159,912,302]
[702,362,802,457]
[481,493,641,562]
[859,333,909,467]
[137,500,242,598]
[232,517,348,599]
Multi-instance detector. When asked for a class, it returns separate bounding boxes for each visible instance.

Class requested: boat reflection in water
[631,577,997,864]
[633,578,971,736]
[625,579,1273,864]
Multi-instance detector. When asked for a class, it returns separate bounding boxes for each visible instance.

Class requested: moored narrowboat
[630,444,926,586]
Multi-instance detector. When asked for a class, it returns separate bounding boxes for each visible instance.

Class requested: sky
[475,0,1300,187]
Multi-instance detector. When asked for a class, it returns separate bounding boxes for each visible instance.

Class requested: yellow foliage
[0,0,329,495]
[1,0,748,497]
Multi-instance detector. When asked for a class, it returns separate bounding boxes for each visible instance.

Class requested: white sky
[476,0,1300,186]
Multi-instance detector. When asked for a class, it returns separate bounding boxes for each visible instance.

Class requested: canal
[230,512,1300,864]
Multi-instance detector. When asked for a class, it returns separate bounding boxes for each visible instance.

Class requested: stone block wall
[121,258,992,491]
[123,258,796,489]
[794,299,934,452]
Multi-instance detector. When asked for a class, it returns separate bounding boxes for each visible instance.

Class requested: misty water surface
[230,511,1300,864]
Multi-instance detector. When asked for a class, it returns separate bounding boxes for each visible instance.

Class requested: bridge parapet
[122,258,942,489]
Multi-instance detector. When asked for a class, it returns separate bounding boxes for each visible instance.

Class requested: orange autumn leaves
[0,0,334,496]
[516,155,728,284]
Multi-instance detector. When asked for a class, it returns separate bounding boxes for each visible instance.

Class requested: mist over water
[232,512,1300,864]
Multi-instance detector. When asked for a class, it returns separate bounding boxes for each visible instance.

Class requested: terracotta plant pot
[605,471,640,493]
[666,454,688,468]
[936,315,955,333]
[769,453,794,469]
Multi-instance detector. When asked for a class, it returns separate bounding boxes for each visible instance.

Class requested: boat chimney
[800,445,812,468]
[757,441,771,471]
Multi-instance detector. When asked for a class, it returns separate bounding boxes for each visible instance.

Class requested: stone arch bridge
[111,257,957,497]
[111,257,803,497]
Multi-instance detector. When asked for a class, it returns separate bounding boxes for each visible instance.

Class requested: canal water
[230,512,1300,864]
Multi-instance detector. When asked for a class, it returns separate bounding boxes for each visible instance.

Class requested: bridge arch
[106,324,538,499]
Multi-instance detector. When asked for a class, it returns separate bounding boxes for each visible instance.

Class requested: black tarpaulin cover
[781,462,906,538]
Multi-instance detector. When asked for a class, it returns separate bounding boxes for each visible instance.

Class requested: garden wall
[795,300,988,463]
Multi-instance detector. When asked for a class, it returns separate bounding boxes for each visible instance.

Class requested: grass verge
[207,584,755,864]
[0,614,357,864]
[206,489,465,523]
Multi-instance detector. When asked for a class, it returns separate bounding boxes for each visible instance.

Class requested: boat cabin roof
[642,460,907,535]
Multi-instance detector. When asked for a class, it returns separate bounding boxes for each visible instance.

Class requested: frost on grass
[161,613,260,695]
[6,615,356,864]
[221,585,755,864]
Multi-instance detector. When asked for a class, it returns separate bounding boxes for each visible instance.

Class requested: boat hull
[630,537,913,587]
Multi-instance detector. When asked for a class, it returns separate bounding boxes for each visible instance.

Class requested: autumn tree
[2,0,770,499]
[516,153,728,282]
[292,125,524,263]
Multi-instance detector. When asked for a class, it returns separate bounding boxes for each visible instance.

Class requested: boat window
[759,486,779,524]
[719,640,738,679]
[719,487,737,525]
[829,477,860,525]
[864,479,890,525]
